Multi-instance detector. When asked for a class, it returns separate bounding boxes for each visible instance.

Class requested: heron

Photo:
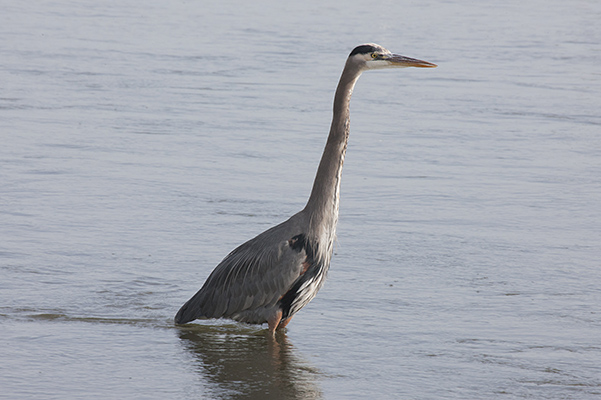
[175,43,436,334]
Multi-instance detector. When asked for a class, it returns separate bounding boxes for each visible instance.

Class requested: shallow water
[2,0,600,399]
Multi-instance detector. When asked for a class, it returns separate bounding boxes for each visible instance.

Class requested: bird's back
[174,211,326,325]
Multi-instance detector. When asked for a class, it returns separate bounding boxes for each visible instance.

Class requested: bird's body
[175,44,436,333]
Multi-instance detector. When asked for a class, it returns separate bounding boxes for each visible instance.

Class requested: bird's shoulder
[216,215,309,278]
[199,213,312,308]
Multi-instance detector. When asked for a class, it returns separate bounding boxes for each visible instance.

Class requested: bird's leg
[267,310,283,336]
[277,317,293,329]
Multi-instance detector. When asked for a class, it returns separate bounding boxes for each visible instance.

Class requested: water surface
[1,0,600,399]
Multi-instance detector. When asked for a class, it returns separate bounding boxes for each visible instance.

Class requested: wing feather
[174,219,306,324]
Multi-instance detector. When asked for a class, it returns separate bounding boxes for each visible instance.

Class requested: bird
[175,43,436,334]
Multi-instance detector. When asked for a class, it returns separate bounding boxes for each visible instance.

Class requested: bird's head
[348,43,437,71]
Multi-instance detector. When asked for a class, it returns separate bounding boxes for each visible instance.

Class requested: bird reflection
[177,324,323,399]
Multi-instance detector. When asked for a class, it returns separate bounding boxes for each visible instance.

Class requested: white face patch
[365,59,391,69]
[365,57,410,70]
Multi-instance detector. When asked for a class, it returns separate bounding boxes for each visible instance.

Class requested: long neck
[304,61,362,237]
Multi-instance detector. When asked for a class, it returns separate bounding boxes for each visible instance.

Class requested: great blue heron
[175,43,436,333]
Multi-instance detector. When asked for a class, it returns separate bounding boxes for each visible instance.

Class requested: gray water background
[1,0,600,399]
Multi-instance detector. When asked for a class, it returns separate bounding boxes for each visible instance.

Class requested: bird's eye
[371,53,378,59]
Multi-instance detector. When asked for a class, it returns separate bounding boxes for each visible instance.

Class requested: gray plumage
[175,43,436,332]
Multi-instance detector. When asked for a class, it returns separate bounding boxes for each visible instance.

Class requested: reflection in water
[177,324,323,399]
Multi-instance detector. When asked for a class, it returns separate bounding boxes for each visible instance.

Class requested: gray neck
[303,60,362,238]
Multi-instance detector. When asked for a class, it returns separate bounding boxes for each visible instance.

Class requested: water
[1,0,600,398]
